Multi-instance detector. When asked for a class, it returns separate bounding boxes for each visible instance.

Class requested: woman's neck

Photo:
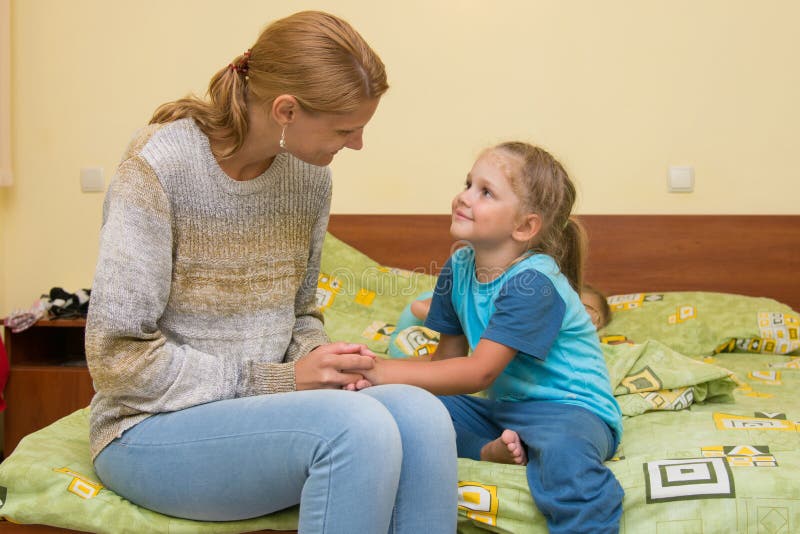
[472,241,531,283]
[210,135,280,181]
[209,103,282,181]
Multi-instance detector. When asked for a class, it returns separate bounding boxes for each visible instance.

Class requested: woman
[87,11,457,533]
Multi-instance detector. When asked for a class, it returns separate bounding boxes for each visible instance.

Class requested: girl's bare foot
[480,429,527,465]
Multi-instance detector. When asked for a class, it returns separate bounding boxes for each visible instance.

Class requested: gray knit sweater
[86,119,332,459]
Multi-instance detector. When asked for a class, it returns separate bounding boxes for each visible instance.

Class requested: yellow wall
[2,0,799,315]
[0,188,6,318]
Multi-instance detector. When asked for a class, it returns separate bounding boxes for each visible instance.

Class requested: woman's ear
[512,213,542,243]
[271,94,299,125]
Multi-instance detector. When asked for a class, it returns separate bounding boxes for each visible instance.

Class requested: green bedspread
[0,352,797,533]
[1,233,798,533]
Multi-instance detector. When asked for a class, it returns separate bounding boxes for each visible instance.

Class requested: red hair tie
[229,49,251,74]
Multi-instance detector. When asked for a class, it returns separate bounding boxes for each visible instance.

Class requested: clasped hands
[294,342,379,391]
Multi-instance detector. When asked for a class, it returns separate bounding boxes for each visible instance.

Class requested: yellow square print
[361,320,394,341]
[354,288,376,306]
[68,478,103,499]
[458,481,499,526]
[712,413,796,431]
[668,305,696,324]
[607,293,645,312]
[54,467,104,499]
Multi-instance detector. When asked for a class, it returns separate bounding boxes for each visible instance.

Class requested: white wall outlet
[80,167,105,193]
[668,166,694,193]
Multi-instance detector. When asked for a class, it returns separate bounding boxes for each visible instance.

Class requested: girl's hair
[150,11,388,158]
[495,141,587,291]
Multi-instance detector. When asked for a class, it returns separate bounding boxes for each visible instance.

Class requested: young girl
[358,141,624,534]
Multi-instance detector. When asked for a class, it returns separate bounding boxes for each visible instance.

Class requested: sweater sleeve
[86,157,297,413]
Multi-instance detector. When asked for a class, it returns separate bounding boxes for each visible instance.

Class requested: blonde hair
[494,141,587,291]
[150,11,388,158]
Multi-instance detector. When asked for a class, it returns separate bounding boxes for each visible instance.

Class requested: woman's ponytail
[150,51,250,159]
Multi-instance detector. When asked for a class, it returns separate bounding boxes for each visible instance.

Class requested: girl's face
[283,98,379,167]
[450,150,526,248]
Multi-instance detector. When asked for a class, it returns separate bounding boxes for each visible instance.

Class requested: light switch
[668,166,694,193]
[80,167,105,193]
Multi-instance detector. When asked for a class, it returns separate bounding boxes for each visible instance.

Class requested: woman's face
[285,98,380,166]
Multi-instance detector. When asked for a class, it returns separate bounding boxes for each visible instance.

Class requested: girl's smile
[453,208,472,221]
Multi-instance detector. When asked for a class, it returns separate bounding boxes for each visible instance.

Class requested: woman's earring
[279,126,287,150]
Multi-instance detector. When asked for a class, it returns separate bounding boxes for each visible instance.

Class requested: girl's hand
[343,378,373,391]
[353,357,382,387]
[294,342,375,391]
[343,346,379,390]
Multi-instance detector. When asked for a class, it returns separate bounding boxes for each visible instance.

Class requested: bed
[1,214,798,534]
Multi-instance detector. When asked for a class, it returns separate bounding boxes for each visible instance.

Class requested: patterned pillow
[319,234,436,354]
[600,292,799,356]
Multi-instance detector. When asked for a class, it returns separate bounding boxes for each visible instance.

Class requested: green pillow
[319,233,436,354]
[601,292,799,356]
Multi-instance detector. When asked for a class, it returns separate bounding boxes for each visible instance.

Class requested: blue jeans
[439,395,623,534]
[94,385,458,533]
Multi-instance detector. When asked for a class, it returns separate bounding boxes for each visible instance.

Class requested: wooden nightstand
[2,318,94,456]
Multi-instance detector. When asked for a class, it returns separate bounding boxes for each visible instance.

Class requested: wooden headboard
[328,215,800,311]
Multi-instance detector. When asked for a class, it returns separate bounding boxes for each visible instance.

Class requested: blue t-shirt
[425,247,622,443]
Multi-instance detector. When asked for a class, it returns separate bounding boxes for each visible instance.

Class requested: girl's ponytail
[559,217,587,292]
[495,142,585,291]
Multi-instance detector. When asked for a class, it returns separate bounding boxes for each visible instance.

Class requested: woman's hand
[294,342,376,391]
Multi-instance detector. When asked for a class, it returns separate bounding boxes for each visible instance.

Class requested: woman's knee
[332,392,404,449]
[365,385,455,439]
